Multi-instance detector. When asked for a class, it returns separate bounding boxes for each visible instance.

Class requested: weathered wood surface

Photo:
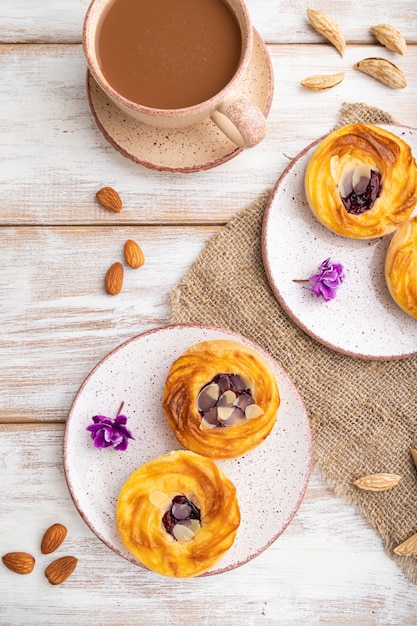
[1,44,416,226]
[1,0,417,623]
[1,0,416,44]
[1,424,417,626]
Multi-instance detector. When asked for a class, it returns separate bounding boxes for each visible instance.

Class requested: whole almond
[306,8,346,56]
[354,57,407,89]
[41,523,67,555]
[45,556,78,585]
[393,532,417,556]
[353,473,401,492]
[2,551,35,574]
[410,448,417,470]
[124,239,145,269]
[105,262,124,295]
[301,72,345,91]
[371,24,407,55]
[96,187,123,212]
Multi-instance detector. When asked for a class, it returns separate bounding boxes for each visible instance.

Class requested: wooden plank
[0,43,416,226]
[1,423,417,624]
[1,0,416,45]
[0,225,217,422]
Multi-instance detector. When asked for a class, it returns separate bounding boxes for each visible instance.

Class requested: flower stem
[117,401,125,416]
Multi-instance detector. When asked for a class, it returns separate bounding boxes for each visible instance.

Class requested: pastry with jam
[116,450,240,578]
[162,339,280,460]
[305,124,417,239]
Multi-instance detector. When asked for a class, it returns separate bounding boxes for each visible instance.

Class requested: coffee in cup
[83,0,267,148]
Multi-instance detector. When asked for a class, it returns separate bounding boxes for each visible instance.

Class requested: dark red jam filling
[162,495,201,538]
[341,169,382,215]
[197,373,254,428]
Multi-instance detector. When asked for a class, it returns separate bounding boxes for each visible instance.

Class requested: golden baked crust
[385,215,417,317]
[305,124,417,239]
[162,339,280,460]
[116,450,240,578]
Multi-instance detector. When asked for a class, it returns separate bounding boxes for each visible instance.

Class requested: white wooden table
[2,1,417,623]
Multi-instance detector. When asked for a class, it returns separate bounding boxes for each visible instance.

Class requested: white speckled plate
[86,28,273,173]
[63,324,311,576]
[262,124,417,361]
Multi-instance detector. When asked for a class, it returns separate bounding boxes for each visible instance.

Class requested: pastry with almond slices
[162,339,280,460]
[305,124,417,239]
[116,450,240,577]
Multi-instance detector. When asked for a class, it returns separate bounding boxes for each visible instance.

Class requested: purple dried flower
[309,258,345,302]
[86,413,134,451]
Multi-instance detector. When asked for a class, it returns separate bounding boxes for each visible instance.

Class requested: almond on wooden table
[306,8,346,56]
[370,24,407,55]
[105,261,124,295]
[124,239,145,268]
[301,72,345,91]
[41,523,67,554]
[353,473,401,492]
[45,556,78,585]
[354,57,407,89]
[2,551,35,574]
[96,186,123,212]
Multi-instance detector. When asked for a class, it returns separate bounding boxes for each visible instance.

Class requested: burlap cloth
[169,102,417,584]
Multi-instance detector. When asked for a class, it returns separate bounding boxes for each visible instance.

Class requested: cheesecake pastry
[305,124,417,239]
[385,215,417,318]
[162,339,280,460]
[116,450,240,578]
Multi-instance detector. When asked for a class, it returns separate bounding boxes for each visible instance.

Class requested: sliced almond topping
[199,417,217,430]
[352,163,372,194]
[330,155,340,181]
[217,406,235,422]
[245,404,264,420]
[203,383,219,401]
[172,523,195,542]
[218,390,237,406]
[337,165,354,198]
[149,491,172,510]
[197,383,219,412]
[186,519,201,534]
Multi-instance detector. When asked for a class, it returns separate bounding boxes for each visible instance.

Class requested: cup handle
[210,96,267,148]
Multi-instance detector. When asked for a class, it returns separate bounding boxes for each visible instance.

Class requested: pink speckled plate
[63,324,311,576]
[86,29,273,173]
[262,124,417,361]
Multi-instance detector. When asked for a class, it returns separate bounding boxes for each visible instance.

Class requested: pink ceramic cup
[83,0,267,148]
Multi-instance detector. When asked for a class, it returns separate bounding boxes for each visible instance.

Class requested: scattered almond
[149,491,172,510]
[301,72,345,91]
[353,473,402,492]
[96,186,123,212]
[410,448,417,470]
[370,24,407,55]
[105,261,124,295]
[41,523,67,555]
[2,552,35,575]
[124,239,145,269]
[393,532,417,556]
[306,8,346,56]
[354,57,407,89]
[45,556,78,585]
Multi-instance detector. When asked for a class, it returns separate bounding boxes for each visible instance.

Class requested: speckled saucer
[262,124,417,360]
[86,29,273,173]
[63,324,312,576]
